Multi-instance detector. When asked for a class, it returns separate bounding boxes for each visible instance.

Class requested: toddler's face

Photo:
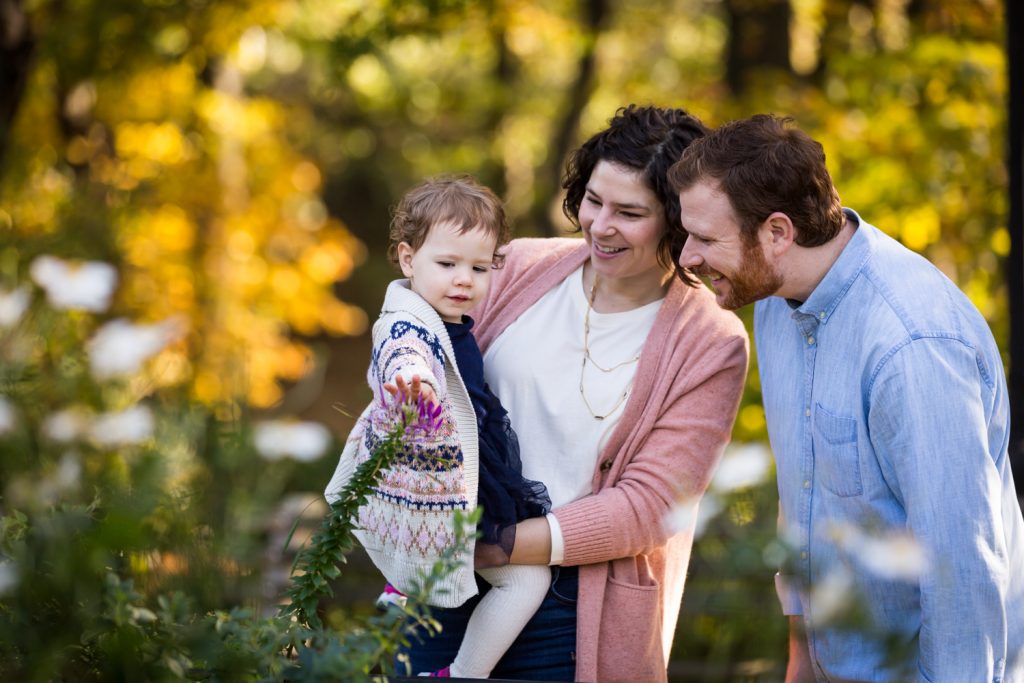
[397,221,497,323]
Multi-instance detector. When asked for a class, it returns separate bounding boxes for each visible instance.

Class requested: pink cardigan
[473,238,749,683]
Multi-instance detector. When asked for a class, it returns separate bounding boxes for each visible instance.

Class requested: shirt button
[803,480,811,489]
[818,311,825,319]
[807,336,815,345]
[800,551,808,560]
[804,408,811,417]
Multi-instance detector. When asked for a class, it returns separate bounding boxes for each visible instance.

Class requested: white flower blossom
[827,521,929,582]
[858,533,929,581]
[710,442,774,493]
[30,255,117,313]
[0,397,17,436]
[54,452,83,491]
[0,561,17,596]
[664,492,723,539]
[87,317,185,379]
[0,286,30,327]
[42,407,92,442]
[810,566,855,625]
[32,452,83,505]
[254,420,331,462]
[89,406,155,447]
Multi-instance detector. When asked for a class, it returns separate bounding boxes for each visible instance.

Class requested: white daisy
[254,420,332,462]
[0,286,30,327]
[89,406,155,446]
[710,441,774,493]
[87,317,184,379]
[42,407,92,442]
[664,492,723,539]
[30,255,117,313]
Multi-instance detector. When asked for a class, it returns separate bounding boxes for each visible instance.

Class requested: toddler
[325,176,551,679]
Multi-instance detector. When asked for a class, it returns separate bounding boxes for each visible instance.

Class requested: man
[669,114,1024,682]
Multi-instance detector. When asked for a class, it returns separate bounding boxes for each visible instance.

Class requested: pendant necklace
[579,275,641,420]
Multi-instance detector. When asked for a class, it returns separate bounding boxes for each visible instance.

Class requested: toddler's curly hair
[388,175,511,269]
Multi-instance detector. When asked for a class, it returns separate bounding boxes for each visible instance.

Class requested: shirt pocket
[813,403,863,497]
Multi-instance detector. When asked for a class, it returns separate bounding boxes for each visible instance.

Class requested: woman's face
[577,160,667,286]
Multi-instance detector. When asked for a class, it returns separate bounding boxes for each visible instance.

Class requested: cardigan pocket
[597,561,665,683]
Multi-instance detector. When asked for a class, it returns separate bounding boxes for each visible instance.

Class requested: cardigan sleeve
[472,238,586,352]
[372,315,447,400]
[553,325,749,566]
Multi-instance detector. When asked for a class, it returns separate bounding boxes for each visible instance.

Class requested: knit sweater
[472,238,749,683]
[325,279,479,608]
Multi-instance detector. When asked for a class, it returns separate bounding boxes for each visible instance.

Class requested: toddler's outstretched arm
[383,373,438,408]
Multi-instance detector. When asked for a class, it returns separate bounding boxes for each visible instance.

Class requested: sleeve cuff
[546,513,564,565]
[775,572,803,615]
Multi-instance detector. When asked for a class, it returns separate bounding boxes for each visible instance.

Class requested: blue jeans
[398,565,578,681]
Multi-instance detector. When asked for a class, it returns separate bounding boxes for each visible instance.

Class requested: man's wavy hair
[387,175,511,269]
[668,114,845,247]
[562,104,708,285]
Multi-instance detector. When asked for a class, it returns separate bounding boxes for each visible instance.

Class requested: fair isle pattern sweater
[472,239,749,683]
[325,280,479,608]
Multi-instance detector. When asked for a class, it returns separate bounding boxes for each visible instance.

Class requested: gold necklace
[579,275,641,420]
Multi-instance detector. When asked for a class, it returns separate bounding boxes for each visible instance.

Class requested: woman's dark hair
[562,104,708,285]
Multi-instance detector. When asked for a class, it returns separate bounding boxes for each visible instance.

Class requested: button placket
[796,311,820,582]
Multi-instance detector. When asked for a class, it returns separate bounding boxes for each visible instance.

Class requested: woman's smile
[578,160,667,292]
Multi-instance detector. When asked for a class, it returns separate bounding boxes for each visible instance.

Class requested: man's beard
[694,241,783,310]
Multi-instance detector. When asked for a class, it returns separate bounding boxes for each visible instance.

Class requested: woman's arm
[552,332,748,566]
[481,329,748,568]
[507,517,552,565]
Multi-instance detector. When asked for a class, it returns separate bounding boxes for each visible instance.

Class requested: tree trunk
[723,0,792,95]
[477,1,518,200]
[0,0,35,173]
[526,0,610,237]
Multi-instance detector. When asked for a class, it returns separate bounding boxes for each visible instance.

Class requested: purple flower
[371,391,444,442]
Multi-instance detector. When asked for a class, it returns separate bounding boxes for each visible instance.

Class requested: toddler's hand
[383,374,438,407]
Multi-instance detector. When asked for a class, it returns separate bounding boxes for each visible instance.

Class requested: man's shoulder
[860,231,989,340]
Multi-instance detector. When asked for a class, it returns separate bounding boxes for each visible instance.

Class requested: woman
[402,105,749,683]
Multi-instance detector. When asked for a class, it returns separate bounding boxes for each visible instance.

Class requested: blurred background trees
[0,0,1008,680]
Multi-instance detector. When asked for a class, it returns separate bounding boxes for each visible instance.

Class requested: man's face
[677,180,783,310]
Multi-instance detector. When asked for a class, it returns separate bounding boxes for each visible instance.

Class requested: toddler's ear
[396,242,415,278]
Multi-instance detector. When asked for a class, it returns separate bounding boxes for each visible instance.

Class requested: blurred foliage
[1,0,368,409]
[0,0,1009,679]
[0,269,463,679]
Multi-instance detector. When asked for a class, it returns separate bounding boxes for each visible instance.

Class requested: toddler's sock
[374,582,407,610]
[417,665,450,677]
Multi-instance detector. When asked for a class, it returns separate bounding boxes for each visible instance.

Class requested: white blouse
[483,265,662,562]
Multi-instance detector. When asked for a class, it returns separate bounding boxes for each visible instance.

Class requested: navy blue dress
[443,316,551,560]
[400,319,576,680]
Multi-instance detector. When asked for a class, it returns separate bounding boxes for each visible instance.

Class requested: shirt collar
[790,208,871,323]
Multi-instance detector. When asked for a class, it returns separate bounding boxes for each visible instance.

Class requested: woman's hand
[383,374,438,407]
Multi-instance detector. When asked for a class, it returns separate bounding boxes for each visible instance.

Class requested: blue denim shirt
[755,210,1024,682]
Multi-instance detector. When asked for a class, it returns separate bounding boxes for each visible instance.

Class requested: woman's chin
[589,249,630,273]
